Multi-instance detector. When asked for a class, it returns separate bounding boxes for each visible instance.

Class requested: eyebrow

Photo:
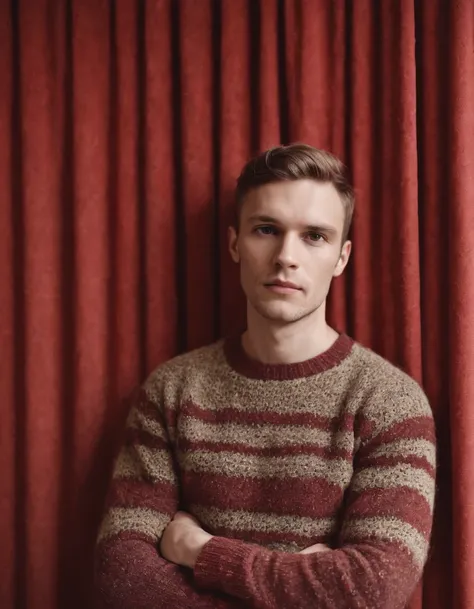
[247,214,338,235]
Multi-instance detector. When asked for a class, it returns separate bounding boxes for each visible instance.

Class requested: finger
[173,511,188,520]
[299,543,331,554]
[173,511,200,525]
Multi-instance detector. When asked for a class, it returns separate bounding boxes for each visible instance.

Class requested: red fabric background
[1,1,472,607]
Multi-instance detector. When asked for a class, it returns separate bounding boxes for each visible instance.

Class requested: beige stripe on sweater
[191,504,336,539]
[342,516,429,568]
[351,463,435,508]
[128,407,168,441]
[184,371,356,418]
[114,445,177,484]
[98,506,170,543]
[179,450,353,487]
[179,417,354,452]
[370,438,436,468]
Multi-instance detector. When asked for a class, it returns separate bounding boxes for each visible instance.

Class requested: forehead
[241,180,345,230]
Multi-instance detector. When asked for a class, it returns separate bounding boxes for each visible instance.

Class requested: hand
[299,542,331,554]
[160,511,213,569]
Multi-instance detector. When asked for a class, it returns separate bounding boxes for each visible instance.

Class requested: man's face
[228,179,351,325]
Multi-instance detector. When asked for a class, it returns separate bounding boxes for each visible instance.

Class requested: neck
[243,301,339,365]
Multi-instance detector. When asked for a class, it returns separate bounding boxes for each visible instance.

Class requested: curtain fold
[445,2,474,606]
[1,1,472,607]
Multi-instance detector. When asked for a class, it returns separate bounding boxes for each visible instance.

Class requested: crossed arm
[160,511,329,569]
[94,387,435,609]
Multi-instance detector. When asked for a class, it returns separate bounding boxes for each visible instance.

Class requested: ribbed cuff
[194,536,253,598]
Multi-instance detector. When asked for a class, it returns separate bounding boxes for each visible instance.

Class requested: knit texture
[94,333,436,609]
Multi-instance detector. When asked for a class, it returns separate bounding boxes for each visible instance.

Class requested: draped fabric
[1,1,472,608]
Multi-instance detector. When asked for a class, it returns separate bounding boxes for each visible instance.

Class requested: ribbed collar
[224,332,354,381]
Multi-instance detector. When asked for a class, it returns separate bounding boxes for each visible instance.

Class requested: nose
[273,233,300,269]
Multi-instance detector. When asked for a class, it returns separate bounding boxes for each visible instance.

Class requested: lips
[266,279,301,290]
[265,280,302,292]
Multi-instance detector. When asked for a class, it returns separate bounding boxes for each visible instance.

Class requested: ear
[228,226,240,263]
[333,240,352,277]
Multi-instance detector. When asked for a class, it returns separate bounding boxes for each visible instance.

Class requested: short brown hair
[235,143,354,242]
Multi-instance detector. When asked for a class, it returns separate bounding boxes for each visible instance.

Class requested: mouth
[264,280,302,294]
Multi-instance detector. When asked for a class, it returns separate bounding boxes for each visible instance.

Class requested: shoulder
[350,341,429,401]
[348,342,433,434]
[142,339,225,399]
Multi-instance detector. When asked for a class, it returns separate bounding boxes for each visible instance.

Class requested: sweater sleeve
[94,387,244,609]
[193,388,436,609]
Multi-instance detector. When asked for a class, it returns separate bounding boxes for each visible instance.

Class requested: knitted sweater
[94,333,436,609]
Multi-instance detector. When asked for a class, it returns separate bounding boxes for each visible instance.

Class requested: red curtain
[1,1,473,608]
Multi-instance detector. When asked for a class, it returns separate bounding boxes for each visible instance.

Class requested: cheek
[307,253,340,283]
[238,251,257,283]
[241,241,270,270]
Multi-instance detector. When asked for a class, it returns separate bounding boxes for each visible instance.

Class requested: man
[94,144,435,608]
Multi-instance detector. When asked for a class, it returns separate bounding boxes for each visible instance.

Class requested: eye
[255,225,277,236]
[306,232,325,243]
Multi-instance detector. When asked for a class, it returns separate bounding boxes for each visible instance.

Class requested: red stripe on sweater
[181,401,356,431]
[360,454,436,477]
[344,487,433,537]
[358,416,435,449]
[133,388,161,420]
[106,479,178,514]
[379,416,435,442]
[99,529,158,546]
[211,527,330,547]
[133,389,177,429]
[126,427,169,450]
[181,472,345,518]
[178,437,352,460]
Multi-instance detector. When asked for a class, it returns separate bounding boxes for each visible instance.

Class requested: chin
[252,301,307,323]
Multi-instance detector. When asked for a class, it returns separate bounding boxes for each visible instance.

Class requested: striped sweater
[95,333,436,609]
